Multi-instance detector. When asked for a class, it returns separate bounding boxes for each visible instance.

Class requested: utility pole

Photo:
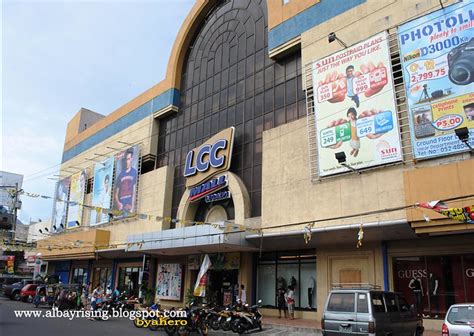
[12,182,18,241]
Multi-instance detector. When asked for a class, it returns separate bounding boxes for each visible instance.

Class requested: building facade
[38,0,474,330]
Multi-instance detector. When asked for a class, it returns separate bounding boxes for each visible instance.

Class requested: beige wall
[267,0,319,30]
[316,243,384,320]
[261,113,474,233]
[45,162,173,257]
[62,116,155,176]
[262,117,407,231]
[107,165,174,245]
[301,0,458,68]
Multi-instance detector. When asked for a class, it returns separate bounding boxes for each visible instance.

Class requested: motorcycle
[205,306,223,330]
[176,302,209,336]
[231,300,263,334]
[139,304,177,336]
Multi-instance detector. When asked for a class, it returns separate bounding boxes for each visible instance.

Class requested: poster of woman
[156,264,183,301]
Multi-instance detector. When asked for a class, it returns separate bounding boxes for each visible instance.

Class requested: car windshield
[447,306,474,324]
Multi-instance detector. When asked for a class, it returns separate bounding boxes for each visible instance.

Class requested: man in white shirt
[239,284,247,304]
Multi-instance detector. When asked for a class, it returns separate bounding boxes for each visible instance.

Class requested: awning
[127,225,258,255]
[245,219,417,250]
[94,248,144,259]
[37,229,110,261]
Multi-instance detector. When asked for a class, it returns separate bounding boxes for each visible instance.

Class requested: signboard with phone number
[397,2,474,159]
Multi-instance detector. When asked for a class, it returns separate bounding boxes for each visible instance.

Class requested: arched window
[157,0,305,223]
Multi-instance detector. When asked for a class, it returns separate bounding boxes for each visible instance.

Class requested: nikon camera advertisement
[312,31,402,176]
[398,1,474,159]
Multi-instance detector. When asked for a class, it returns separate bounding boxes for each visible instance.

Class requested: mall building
[38,0,474,330]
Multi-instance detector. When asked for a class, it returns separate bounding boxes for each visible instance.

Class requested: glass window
[257,264,276,307]
[371,292,385,312]
[385,293,398,312]
[301,263,317,309]
[118,266,141,297]
[464,255,474,302]
[157,1,303,219]
[357,293,369,313]
[393,254,474,318]
[72,268,88,286]
[256,251,316,310]
[327,293,355,312]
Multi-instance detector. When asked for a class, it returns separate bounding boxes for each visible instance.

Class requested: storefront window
[71,268,88,286]
[118,266,141,297]
[464,255,474,302]
[257,263,275,307]
[393,254,474,318]
[92,267,111,290]
[256,251,316,310]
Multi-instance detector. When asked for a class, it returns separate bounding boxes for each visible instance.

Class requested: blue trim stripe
[62,88,180,163]
[268,0,366,51]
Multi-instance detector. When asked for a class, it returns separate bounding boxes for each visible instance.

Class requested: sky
[2,0,195,224]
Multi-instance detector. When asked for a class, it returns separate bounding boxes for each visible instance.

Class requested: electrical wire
[4,193,474,251]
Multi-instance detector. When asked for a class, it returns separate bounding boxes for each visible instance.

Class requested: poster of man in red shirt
[112,146,139,219]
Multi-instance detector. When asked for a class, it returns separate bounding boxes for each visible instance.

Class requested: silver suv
[442,303,474,336]
[322,287,423,336]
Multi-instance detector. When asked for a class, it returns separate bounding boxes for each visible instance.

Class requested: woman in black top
[277,287,287,318]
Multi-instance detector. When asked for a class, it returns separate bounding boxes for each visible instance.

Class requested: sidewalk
[262,316,440,335]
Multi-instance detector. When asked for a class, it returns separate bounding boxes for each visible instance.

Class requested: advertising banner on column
[398,1,474,159]
[52,177,70,230]
[90,156,114,226]
[312,31,402,177]
[112,146,139,219]
[67,170,87,229]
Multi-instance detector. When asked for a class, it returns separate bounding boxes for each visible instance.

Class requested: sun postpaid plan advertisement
[312,31,402,177]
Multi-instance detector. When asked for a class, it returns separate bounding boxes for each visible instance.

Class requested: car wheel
[13,292,21,301]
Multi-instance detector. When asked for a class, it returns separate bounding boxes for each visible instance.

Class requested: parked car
[20,284,39,302]
[3,279,40,301]
[0,276,31,293]
[322,286,424,336]
[442,303,474,336]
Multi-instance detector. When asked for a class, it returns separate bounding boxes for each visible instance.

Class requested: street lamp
[454,127,473,154]
[328,32,348,48]
[335,151,361,174]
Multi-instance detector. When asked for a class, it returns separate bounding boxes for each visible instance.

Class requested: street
[0,297,312,336]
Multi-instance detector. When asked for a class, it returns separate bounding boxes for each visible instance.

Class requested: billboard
[90,157,114,226]
[398,2,474,159]
[67,170,87,229]
[112,146,139,219]
[312,31,402,176]
[52,177,70,230]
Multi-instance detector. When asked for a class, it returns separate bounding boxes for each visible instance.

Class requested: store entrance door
[208,269,238,307]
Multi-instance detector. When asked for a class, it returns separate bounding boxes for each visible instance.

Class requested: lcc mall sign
[184,127,234,202]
